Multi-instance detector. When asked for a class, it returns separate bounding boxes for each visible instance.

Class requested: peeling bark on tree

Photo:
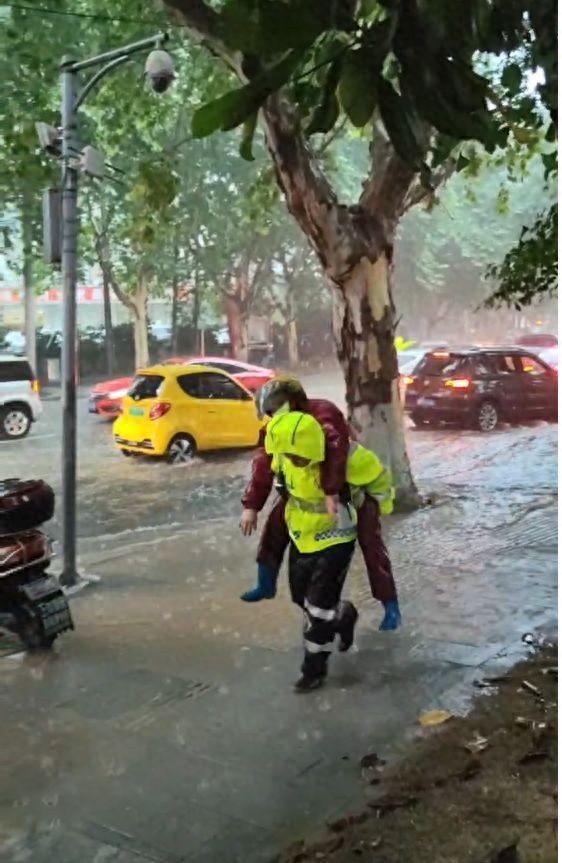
[332,254,419,506]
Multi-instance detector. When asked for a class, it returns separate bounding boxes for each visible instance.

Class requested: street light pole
[59,60,79,587]
[57,34,171,587]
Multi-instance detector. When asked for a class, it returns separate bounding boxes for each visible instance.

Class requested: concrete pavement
[0,478,556,862]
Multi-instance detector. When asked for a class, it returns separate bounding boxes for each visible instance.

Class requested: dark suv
[404,348,558,432]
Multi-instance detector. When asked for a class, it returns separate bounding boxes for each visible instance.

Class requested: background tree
[161,0,555,504]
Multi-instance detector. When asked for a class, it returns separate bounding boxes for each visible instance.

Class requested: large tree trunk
[131,272,150,369]
[225,291,248,361]
[170,241,180,355]
[332,253,419,507]
[132,306,149,369]
[287,319,299,367]
[191,269,201,353]
[102,267,114,376]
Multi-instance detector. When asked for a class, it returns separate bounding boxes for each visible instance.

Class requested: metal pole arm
[74,55,131,111]
[62,32,168,73]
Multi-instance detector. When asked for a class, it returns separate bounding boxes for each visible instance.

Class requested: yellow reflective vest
[272,441,394,554]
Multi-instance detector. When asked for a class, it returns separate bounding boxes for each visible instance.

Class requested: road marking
[0,433,57,444]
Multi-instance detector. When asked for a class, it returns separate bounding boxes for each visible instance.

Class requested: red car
[88,357,276,419]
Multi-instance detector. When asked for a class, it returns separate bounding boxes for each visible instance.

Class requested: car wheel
[411,412,429,428]
[121,449,133,457]
[0,404,32,439]
[475,400,499,432]
[167,435,196,464]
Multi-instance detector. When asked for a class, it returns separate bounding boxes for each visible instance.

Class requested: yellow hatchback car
[113,364,264,463]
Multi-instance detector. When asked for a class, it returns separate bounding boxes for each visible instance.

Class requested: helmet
[265,411,325,463]
[254,376,307,419]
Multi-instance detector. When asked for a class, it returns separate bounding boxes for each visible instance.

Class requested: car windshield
[414,353,466,376]
[128,374,164,400]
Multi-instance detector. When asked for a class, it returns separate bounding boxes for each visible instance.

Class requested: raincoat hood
[265,411,325,464]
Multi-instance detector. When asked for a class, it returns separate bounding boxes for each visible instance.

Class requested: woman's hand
[240,508,258,536]
[325,494,339,522]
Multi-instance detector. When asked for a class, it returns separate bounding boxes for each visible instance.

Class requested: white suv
[0,355,42,439]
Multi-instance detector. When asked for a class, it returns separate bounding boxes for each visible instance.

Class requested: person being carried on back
[239,376,401,631]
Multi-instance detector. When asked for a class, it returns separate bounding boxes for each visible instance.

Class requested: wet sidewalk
[0,482,557,863]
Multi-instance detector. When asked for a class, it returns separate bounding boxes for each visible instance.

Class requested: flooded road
[1,370,556,544]
[0,369,557,862]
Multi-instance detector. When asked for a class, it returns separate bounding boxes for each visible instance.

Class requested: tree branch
[360,137,418,227]
[162,0,241,72]
[401,157,457,213]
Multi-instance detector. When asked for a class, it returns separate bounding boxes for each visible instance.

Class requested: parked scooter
[0,479,73,650]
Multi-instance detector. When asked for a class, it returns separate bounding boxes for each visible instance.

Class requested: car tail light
[432,351,449,358]
[149,402,171,420]
[444,378,472,389]
[31,379,40,394]
[402,375,415,386]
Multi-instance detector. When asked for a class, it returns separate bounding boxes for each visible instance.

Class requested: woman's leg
[241,498,289,602]
[357,496,397,603]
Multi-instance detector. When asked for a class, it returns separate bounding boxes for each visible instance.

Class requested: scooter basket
[0,479,55,535]
[0,531,52,576]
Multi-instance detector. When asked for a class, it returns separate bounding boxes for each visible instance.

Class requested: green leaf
[545,121,557,142]
[218,0,354,56]
[440,59,488,113]
[336,16,396,127]
[307,59,342,134]
[501,63,523,93]
[192,49,304,138]
[377,77,426,168]
[240,112,258,161]
[432,133,457,166]
[338,48,378,127]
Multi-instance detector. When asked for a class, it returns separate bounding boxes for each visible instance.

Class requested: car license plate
[418,397,435,407]
[129,406,144,416]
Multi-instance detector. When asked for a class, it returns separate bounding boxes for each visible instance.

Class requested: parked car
[404,347,557,432]
[538,346,558,370]
[113,364,264,463]
[515,333,558,350]
[2,330,26,356]
[89,357,275,419]
[171,357,276,393]
[0,356,42,439]
[89,376,133,417]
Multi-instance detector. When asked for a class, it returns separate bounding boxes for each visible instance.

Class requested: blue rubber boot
[240,563,278,602]
[379,599,402,631]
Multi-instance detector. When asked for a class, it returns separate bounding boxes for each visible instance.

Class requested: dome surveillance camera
[144,49,175,94]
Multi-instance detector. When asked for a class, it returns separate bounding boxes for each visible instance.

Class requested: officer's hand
[325,494,339,522]
[240,508,258,536]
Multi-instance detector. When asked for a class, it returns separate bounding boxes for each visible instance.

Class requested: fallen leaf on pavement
[520,679,543,700]
[464,733,489,754]
[419,709,454,726]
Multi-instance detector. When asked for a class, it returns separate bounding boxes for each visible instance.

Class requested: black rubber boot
[294,674,324,693]
[337,600,358,652]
